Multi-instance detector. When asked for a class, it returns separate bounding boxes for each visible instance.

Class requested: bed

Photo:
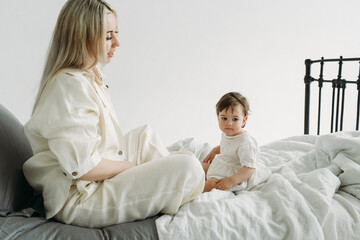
[1,57,360,240]
[157,56,360,239]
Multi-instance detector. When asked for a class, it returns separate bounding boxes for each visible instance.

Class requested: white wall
[1,0,360,147]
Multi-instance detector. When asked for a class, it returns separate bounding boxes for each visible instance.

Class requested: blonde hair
[32,0,115,114]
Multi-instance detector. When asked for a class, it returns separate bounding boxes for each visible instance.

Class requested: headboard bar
[304,59,312,134]
[308,57,360,64]
[316,58,324,135]
[335,58,344,133]
[304,56,360,134]
[357,64,360,130]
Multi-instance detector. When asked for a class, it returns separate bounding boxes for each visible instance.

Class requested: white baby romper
[207,132,270,192]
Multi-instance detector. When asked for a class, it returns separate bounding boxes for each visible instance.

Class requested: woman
[23,0,204,228]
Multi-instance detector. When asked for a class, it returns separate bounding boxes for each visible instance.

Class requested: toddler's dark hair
[216,92,250,117]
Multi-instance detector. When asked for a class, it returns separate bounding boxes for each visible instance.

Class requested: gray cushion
[0,215,159,240]
[0,104,34,211]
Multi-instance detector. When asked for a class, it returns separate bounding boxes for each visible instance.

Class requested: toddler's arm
[203,145,220,163]
[215,166,255,190]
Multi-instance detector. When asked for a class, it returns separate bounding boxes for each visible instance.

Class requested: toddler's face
[218,105,247,136]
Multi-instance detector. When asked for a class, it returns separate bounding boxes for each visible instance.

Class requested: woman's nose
[112,35,120,47]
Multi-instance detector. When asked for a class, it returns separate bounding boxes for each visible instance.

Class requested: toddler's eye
[232,118,239,121]
[221,117,227,121]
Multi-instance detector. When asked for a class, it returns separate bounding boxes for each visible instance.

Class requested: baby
[202,92,270,193]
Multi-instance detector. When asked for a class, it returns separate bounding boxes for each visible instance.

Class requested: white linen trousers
[55,125,205,227]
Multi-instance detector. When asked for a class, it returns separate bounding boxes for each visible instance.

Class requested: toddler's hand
[215,178,235,191]
[203,152,215,164]
[202,146,220,164]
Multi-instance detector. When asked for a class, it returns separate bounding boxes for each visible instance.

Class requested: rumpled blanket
[157,131,360,240]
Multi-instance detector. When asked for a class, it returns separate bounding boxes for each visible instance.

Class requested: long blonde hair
[32,0,115,114]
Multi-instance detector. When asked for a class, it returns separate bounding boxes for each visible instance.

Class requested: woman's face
[105,12,120,63]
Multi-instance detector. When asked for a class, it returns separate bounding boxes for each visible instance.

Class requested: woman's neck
[92,66,102,86]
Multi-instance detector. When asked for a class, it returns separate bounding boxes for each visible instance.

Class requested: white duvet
[157,131,360,240]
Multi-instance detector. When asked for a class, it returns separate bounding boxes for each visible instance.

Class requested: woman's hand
[79,159,135,181]
[202,145,220,164]
[215,177,236,191]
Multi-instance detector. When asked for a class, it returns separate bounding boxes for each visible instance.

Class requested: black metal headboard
[304,56,360,135]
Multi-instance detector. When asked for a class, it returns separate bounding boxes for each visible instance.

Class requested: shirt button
[72,172,78,176]
[118,150,123,155]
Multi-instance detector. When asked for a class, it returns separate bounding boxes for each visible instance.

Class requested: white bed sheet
[157,132,360,240]
[330,191,360,240]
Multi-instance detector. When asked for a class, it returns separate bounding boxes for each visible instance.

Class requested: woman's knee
[170,153,203,176]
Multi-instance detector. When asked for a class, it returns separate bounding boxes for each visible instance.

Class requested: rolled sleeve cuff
[64,151,102,179]
[241,160,257,169]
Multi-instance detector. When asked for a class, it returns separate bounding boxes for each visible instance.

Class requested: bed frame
[304,56,360,135]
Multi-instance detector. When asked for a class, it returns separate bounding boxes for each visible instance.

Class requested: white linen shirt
[23,68,124,219]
